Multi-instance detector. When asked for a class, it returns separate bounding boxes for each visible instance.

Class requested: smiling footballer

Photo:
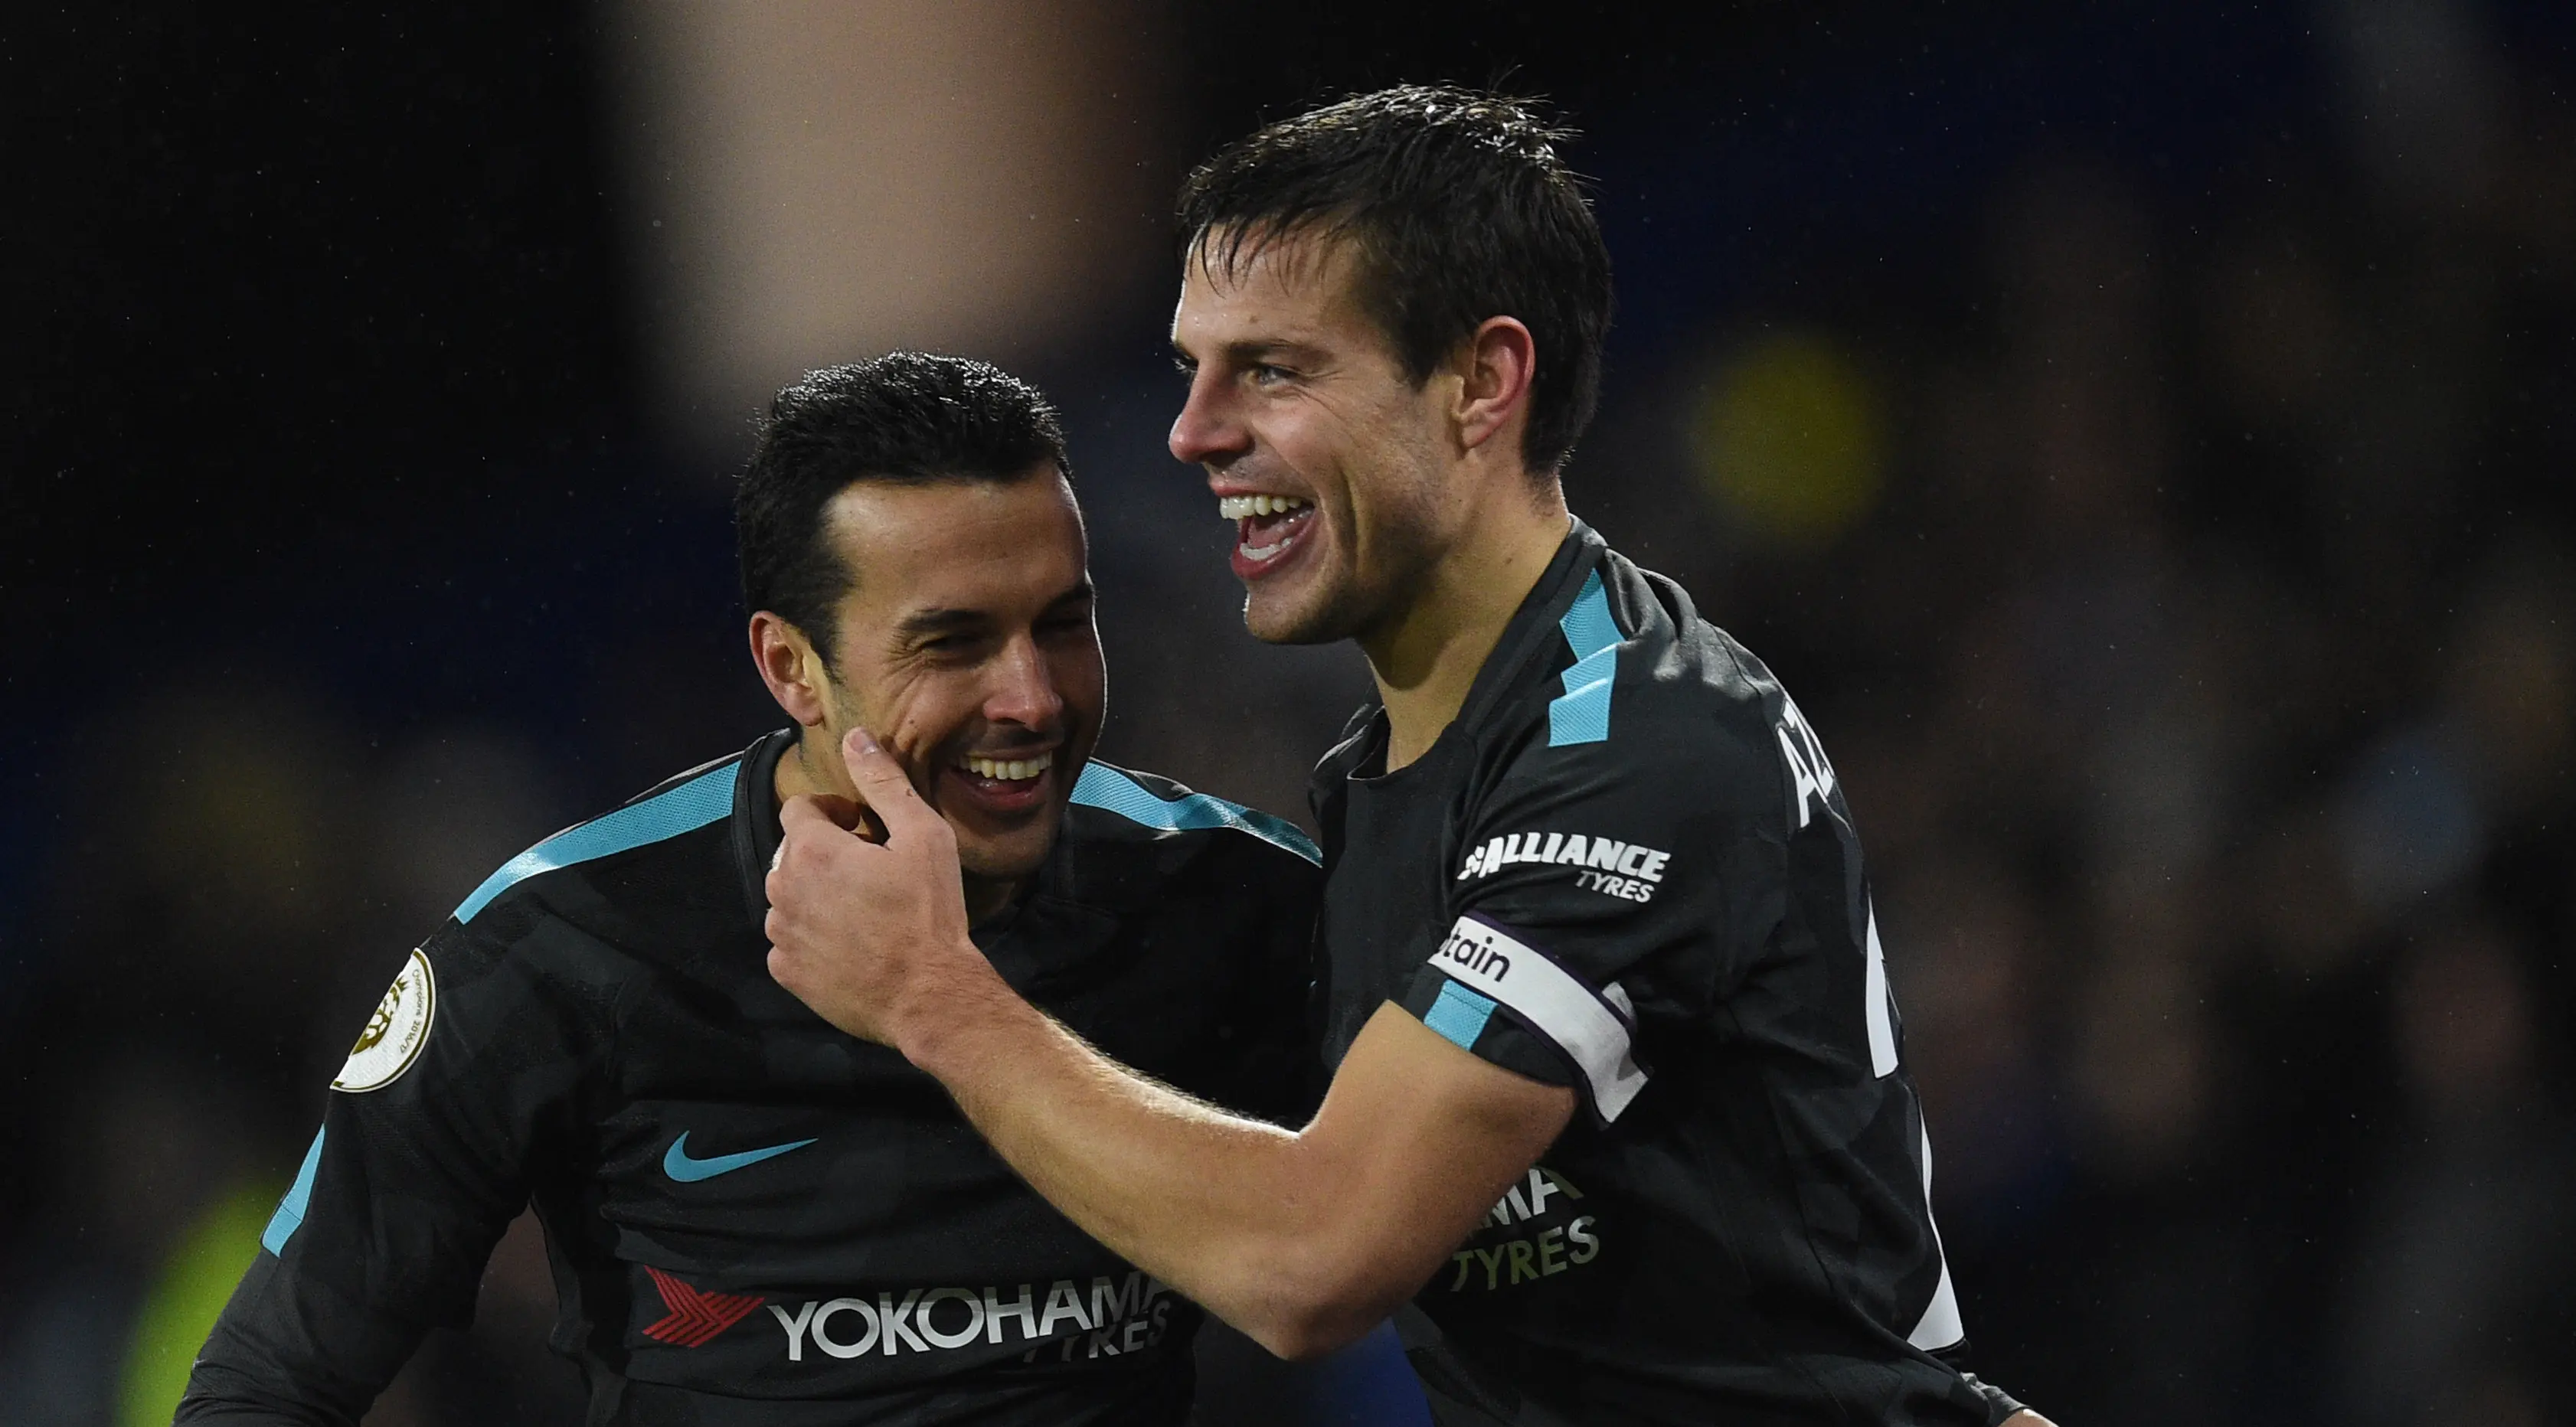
[178,356,1339,1426]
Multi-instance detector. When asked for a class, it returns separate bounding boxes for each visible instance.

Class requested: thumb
[842,727,943,841]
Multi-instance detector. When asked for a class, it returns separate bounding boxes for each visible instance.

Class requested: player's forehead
[1171,224,1381,354]
[822,473,1088,618]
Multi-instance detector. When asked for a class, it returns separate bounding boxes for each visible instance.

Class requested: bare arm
[765,732,1574,1358]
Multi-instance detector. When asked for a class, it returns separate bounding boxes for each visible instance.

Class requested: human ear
[1455,316,1537,457]
[750,612,832,728]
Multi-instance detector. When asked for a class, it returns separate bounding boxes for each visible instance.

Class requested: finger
[806,792,865,832]
[780,793,855,839]
[841,728,944,841]
[805,792,886,843]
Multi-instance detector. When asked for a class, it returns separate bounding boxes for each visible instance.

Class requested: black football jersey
[1310,524,2022,1427]
[182,730,1324,1427]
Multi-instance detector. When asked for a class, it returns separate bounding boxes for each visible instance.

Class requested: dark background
[7,2,2574,1422]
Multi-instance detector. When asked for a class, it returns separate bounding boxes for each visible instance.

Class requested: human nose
[983,636,1064,733]
[1169,369,1250,468]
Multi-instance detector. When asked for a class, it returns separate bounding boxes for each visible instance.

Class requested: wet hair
[1177,84,1614,475]
[735,352,1067,669]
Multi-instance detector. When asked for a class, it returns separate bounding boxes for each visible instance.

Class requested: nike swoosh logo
[662,1131,817,1183]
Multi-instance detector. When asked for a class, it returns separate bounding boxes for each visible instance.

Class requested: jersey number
[1862,909,1899,1078]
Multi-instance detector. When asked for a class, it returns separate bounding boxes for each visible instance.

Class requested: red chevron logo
[641,1264,766,1347]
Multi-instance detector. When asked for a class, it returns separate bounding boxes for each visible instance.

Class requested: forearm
[901,959,1378,1354]
[763,754,1570,1354]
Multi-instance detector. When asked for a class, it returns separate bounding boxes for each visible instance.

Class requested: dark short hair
[736,352,1068,669]
[1177,85,1614,475]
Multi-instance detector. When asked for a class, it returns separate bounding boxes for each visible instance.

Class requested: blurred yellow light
[1690,331,1885,551]
[117,1184,274,1427]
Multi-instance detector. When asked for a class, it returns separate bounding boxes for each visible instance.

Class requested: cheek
[1052,641,1107,717]
[1365,436,1453,535]
[875,675,974,762]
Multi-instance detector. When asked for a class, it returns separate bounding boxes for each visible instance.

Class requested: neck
[1361,475,1571,772]
[773,730,1021,926]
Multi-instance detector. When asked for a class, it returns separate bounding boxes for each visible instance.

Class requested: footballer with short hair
[181,353,1339,1425]
[769,89,2050,1427]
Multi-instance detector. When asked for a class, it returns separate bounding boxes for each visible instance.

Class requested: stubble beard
[1244,573,1375,647]
[1244,489,1443,649]
[803,681,1050,906]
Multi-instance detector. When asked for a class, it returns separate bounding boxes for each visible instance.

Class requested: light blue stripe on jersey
[453,760,738,922]
[262,1126,325,1256]
[1548,569,1620,746]
[1424,980,1499,1050]
[1070,762,1321,866]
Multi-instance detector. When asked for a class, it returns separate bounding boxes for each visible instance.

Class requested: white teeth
[1217,494,1312,521]
[961,751,1053,782]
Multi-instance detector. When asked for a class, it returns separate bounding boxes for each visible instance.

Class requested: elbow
[1244,1304,1381,1363]
[1234,1252,1401,1363]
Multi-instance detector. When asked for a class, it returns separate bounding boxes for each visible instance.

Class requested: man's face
[1169,230,1466,645]
[812,471,1103,884]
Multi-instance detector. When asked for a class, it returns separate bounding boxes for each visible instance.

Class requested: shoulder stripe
[453,760,738,922]
[1070,762,1320,866]
[261,1125,325,1256]
[1547,569,1620,747]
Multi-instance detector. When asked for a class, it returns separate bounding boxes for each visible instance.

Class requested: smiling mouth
[956,750,1054,783]
[1216,493,1314,570]
[941,747,1060,822]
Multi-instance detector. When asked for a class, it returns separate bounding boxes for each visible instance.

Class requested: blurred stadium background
[7,2,2574,1422]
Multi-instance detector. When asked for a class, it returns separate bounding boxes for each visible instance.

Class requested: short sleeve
[1396,700,1786,1123]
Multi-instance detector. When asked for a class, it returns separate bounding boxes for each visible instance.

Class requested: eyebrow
[1171,337,1326,368]
[892,583,1093,642]
[894,608,989,642]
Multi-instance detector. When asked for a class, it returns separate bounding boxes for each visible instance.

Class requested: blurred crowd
[1583,33,2576,1424]
[6,5,2572,1426]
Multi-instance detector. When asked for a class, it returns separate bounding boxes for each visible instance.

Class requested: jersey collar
[1309,518,1609,791]
[1452,517,1611,740]
[729,727,800,930]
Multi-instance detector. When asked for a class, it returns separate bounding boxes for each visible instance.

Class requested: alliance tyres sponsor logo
[1454,831,1669,903]
[768,1270,1178,1364]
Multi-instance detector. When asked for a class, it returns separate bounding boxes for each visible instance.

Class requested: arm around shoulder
[904,990,1573,1360]
[769,732,1577,1357]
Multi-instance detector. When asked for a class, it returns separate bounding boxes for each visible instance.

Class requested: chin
[1244,580,1368,647]
[956,828,1059,886]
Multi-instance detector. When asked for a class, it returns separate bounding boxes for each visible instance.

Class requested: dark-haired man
[181,354,1339,1425]
[768,90,2048,1426]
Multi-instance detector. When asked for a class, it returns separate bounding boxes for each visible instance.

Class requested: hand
[766,727,983,1050]
[2002,1412,2059,1426]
